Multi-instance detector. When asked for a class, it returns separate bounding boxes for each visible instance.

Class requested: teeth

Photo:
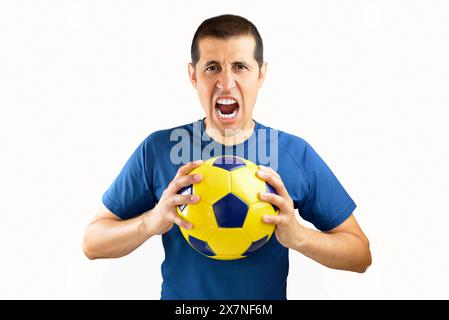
[216,107,238,119]
[216,98,237,105]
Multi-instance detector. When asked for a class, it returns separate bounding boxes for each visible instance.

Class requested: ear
[257,62,268,88]
[188,63,197,89]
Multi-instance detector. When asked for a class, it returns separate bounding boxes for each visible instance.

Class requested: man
[83,14,371,299]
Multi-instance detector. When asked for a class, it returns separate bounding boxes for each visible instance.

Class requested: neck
[204,118,255,146]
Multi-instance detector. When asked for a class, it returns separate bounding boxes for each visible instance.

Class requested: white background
[1,0,448,299]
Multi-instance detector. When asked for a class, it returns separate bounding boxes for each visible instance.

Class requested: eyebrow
[202,60,252,70]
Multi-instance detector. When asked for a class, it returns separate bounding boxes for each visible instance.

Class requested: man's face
[188,35,267,135]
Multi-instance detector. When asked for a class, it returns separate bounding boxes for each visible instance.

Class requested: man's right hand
[83,160,204,259]
[142,160,203,236]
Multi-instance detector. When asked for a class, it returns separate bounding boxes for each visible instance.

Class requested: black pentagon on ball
[212,193,248,228]
[177,184,192,212]
[188,235,216,256]
[266,183,279,212]
[213,156,246,171]
[243,235,269,255]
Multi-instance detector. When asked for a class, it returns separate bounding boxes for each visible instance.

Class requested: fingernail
[262,215,271,222]
[259,192,268,199]
[194,160,203,165]
[186,223,193,230]
[191,195,199,201]
[258,170,267,178]
[194,174,202,181]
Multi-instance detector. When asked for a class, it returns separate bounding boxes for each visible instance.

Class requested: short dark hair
[191,14,264,70]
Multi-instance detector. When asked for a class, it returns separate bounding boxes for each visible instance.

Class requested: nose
[216,68,236,91]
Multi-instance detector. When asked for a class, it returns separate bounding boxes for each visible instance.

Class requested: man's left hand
[256,165,303,250]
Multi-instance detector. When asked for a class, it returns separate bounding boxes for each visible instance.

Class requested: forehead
[197,35,257,63]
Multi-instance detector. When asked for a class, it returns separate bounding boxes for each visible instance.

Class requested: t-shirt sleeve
[298,142,356,231]
[102,138,156,220]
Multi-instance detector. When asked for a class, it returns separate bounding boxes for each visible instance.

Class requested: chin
[213,117,242,131]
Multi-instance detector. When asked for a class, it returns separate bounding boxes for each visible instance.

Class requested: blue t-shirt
[102,119,356,300]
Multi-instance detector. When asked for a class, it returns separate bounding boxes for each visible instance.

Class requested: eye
[205,65,220,72]
[235,64,248,70]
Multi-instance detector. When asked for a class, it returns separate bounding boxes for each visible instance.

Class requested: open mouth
[215,97,239,121]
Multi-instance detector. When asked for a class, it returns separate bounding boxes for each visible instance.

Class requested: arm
[257,166,372,273]
[83,161,203,260]
[288,215,371,273]
[82,205,153,260]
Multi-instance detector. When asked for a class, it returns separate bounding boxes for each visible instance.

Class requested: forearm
[83,213,152,259]
[293,224,372,273]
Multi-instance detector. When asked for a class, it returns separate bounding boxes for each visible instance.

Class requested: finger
[259,191,291,213]
[173,214,193,230]
[168,194,200,207]
[256,169,290,199]
[258,165,280,178]
[174,160,204,179]
[262,214,284,225]
[168,173,203,194]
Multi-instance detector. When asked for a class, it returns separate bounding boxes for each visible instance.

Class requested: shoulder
[141,120,197,156]
[257,121,312,159]
[279,131,309,153]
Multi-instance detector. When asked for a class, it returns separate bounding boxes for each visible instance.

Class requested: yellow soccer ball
[177,156,279,260]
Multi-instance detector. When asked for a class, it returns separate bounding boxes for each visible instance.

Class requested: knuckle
[177,167,186,176]
[161,197,169,206]
[172,179,181,189]
[275,196,283,205]
[283,199,289,208]
[166,213,175,223]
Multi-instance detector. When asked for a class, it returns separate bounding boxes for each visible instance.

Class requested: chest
[151,156,308,208]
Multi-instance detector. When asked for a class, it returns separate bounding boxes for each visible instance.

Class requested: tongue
[217,103,238,114]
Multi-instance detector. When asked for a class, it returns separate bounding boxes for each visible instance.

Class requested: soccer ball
[177,156,279,260]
